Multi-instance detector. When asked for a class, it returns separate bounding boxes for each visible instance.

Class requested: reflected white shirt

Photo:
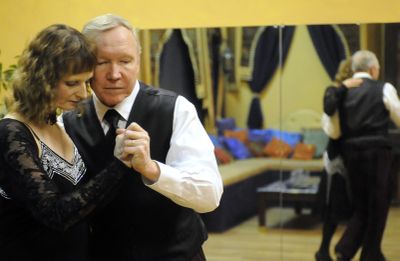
[93,81,223,213]
[322,72,400,138]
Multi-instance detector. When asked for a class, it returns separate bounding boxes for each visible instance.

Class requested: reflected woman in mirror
[0,24,131,261]
[316,57,362,261]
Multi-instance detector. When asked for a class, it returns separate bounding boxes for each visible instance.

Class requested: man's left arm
[145,96,223,213]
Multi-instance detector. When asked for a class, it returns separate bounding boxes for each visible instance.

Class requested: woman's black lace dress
[0,119,125,261]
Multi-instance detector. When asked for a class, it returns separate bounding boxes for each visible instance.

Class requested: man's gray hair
[351,50,379,72]
[82,13,141,53]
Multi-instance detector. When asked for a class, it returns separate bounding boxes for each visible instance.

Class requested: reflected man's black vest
[63,82,207,261]
[340,78,390,146]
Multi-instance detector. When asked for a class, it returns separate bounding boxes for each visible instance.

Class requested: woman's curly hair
[10,24,96,124]
[334,57,353,86]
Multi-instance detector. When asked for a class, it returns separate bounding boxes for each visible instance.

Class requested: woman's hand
[114,130,132,168]
[343,78,363,88]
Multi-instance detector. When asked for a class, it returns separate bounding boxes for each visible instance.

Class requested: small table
[257,176,320,227]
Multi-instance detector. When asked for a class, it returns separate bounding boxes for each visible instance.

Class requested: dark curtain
[307,25,347,80]
[159,29,204,122]
[210,29,222,117]
[247,26,295,129]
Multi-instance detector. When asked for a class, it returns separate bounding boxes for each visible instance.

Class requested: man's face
[91,26,140,107]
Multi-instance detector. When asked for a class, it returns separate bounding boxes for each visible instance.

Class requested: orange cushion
[263,138,292,158]
[247,141,265,157]
[214,147,233,165]
[292,143,316,160]
[224,129,248,144]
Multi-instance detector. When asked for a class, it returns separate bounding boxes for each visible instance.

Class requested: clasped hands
[113,122,160,182]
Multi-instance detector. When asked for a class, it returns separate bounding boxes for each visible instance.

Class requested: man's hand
[116,123,160,182]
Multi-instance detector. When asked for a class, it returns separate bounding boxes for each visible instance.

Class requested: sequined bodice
[40,141,86,185]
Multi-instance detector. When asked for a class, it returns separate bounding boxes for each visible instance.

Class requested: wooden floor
[203,206,400,261]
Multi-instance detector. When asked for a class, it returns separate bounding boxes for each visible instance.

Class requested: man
[63,14,223,261]
[323,50,400,261]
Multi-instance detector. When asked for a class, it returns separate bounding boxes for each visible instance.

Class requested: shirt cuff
[142,161,176,189]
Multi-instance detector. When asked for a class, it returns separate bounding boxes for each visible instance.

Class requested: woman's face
[54,71,93,111]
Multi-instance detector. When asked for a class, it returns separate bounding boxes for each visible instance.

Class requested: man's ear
[369,66,380,80]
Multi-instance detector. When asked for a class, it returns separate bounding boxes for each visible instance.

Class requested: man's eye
[97,61,108,65]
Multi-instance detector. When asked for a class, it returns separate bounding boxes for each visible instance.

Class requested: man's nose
[107,63,122,80]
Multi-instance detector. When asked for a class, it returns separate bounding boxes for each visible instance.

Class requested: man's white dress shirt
[93,81,223,213]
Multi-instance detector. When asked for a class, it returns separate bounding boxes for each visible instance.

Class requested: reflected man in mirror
[323,50,400,261]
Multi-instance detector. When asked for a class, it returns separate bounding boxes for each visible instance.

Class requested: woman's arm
[323,85,346,116]
[0,120,127,231]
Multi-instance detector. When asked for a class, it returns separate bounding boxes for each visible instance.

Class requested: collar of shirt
[353,72,372,79]
[93,80,140,123]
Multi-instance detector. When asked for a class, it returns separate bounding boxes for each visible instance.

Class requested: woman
[0,24,129,261]
[315,58,362,261]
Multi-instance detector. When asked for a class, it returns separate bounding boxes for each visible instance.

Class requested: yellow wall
[0,0,397,122]
[1,0,400,67]
[225,25,331,130]
[281,26,332,126]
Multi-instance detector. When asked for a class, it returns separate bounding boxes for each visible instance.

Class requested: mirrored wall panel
[138,23,400,261]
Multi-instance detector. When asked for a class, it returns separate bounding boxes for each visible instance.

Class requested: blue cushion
[268,129,302,148]
[222,137,252,160]
[248,129,301,148]
[248,129,273,143]
[216,118,236,136]
[208,134,224,148]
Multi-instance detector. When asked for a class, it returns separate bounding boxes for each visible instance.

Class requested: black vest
[340,78,390,146]
[63,83,207,261]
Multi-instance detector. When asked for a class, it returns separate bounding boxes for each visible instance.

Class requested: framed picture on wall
[150,29,166,84]
[220,27,237,91]
[234,26,260,82]
[182,28,213,101]
[149,29,166,86]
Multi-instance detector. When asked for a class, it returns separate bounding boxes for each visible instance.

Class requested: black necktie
[103,109,121,146]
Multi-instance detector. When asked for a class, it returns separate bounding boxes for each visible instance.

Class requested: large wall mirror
[138,22,400,260]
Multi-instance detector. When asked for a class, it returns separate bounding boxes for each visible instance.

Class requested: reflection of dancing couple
[316,50,400,261]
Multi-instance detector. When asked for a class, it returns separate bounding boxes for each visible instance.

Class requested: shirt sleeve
[383,83,400,127]
[0,120,126,231]
[145,96,223,213]
[321,112,341,139]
